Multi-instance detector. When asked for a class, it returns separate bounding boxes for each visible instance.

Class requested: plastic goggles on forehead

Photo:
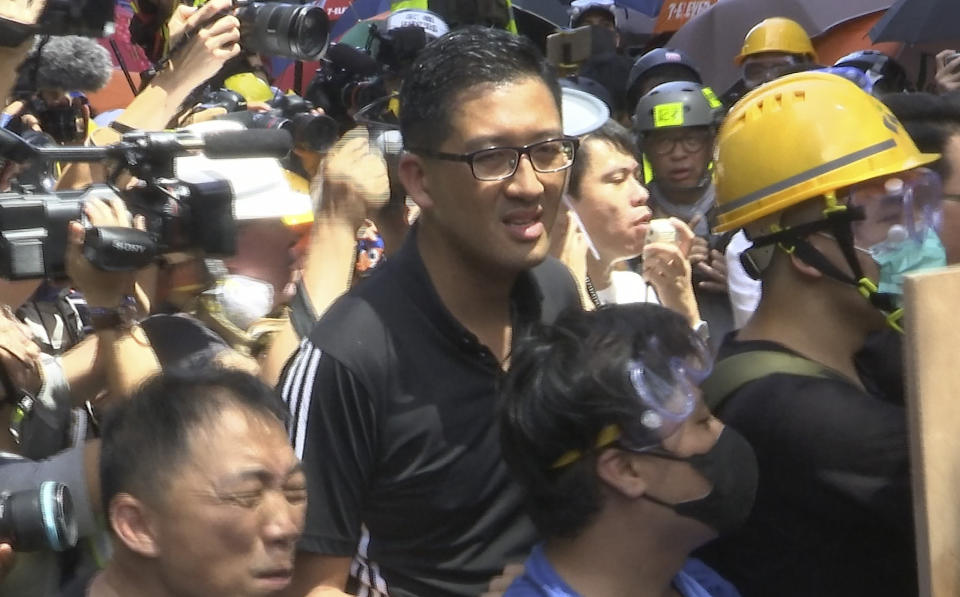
[626,349,711,433]
[846,167,943,247]
[550,338,712,470]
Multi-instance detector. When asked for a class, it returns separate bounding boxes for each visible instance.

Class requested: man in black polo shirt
[279,26,581,597]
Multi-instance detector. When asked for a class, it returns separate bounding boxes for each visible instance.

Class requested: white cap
[386,9,450,40]
[175,120,313,225]
[562,87,610,137]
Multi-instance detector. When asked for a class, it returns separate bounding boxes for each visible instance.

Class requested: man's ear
[595,448,648,499]
[789,237,828,280]
[109,493,161,558]
[398,153,433,210]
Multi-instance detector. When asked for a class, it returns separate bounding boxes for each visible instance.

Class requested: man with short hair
[76,368,306,597]
[625,48,703,116]
[633,81,733,348]
[499,303,752,597]
[734,17,818,92]
[569,0,618,39]
[696,72,944,596]
[280,26,580,597]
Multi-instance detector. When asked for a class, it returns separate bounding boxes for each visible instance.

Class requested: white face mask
[214,275,275,330]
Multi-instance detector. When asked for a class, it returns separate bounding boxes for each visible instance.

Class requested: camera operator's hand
[65,198,146,309]
[0,304,41,398]
[935,50,960,94]
[0,100,41,191]
[161,0,241,94]
[0,542,12,581]
[318,126,390,228]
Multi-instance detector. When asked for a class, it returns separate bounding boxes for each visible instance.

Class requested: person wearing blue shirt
[499,304,755,597]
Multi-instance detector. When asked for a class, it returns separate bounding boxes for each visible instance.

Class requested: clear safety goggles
[551,336,712,469]
[846,167,943,251]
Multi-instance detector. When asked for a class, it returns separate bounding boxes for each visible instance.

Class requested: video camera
[0,0,115,47]
[0,126,292,280]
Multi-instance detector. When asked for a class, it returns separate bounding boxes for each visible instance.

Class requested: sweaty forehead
[444,79,562,148]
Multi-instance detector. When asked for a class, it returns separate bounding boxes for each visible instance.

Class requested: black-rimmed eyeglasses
[407,137,579,181]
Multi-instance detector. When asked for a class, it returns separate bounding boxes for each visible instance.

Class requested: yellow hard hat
[713,72,939,233]
[734,17,818,66]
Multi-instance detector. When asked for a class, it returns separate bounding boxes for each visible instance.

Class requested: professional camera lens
[0,482,78,552]
[236,2,330,61]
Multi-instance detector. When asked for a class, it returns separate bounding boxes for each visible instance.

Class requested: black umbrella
[668,0,892,97]
[512,0,570,28]
[870,0,960,44]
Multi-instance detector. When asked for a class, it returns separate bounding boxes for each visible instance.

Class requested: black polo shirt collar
[388,224,544,364]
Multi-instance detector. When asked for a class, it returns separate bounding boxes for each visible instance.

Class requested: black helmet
[626,48,702,111]
[560,76,614,113]
[834,50,912,94]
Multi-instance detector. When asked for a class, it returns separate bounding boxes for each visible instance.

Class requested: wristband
[89,296,140,332]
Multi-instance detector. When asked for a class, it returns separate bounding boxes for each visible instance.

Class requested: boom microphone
[201,129,293,159]
[0,128,293,163]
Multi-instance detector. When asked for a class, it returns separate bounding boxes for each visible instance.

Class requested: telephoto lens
[0,482,78,552]
[236,1,330,61]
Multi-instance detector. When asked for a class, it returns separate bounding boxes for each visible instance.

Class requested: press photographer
[6,35,112,144]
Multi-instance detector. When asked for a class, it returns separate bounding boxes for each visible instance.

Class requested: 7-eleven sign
[654,0,719,34]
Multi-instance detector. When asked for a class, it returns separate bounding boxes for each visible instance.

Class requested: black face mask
[641,427,758,535]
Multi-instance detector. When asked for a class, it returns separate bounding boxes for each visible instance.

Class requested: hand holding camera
[159,0,242,96]
[65,198,146,309]
[935,50,960,94]
[0,303,41,400]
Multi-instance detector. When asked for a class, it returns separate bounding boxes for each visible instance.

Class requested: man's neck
[738,283,872,387]
[545,515,690,597]
[88,562,167,597]
[416,226,518,363]
[586,253,615,291]
[653,182,705,207]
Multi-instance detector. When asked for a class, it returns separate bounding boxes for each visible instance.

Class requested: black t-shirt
[279,228,580,597]
[695,336,916,597]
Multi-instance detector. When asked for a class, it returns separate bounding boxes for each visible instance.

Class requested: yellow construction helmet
[734,17,818,66]
[713,72,939,233]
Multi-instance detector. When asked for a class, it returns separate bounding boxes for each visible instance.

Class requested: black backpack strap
[702,350,833,412]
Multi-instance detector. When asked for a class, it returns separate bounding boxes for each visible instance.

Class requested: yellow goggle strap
[551,424,622,470]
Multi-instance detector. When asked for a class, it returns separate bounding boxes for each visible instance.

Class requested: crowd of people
[0,0,958,595]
